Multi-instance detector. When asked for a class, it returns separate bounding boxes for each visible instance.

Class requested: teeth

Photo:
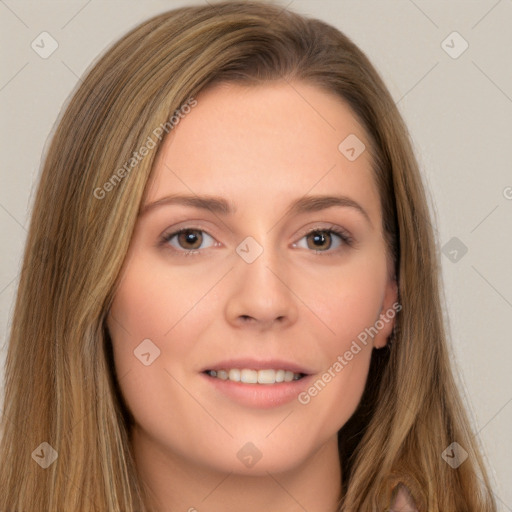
[228,369,240,382]
[258,369,276,384]
[240,369,258,384]
[207,368,303,384]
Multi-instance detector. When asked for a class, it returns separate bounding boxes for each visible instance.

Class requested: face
[107,81,398,477]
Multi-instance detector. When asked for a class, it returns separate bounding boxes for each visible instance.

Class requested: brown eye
[161,228,216,254]
[176,229,203,250]
[294,227,352,255]
[306,231,333,251]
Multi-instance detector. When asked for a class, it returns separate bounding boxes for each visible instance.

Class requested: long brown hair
[0,1,497,510]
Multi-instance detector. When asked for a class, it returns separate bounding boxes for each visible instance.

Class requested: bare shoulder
[389,483,419,512]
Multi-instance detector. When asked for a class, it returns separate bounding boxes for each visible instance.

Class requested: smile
[205,368,305,384]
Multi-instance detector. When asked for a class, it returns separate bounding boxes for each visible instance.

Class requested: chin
[198,441,316,477]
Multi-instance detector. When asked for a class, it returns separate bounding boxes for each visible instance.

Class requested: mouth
[203,368,307,384]
[201,359,313,408]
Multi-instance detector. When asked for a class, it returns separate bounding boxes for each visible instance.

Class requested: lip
[200,358,315,409]
[201,358,314,375]
[201,372,314,408]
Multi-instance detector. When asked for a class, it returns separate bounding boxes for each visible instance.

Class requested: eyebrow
[139,193,372,226]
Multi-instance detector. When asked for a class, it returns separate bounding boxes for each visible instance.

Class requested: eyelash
[159,225,353,257]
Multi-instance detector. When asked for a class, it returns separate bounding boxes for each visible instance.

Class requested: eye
[160,227,216,255]
[293,226,353,255]
[159,224,353,257]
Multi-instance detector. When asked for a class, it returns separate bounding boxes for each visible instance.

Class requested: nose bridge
[226,231,297,326]
[235,233,285,293]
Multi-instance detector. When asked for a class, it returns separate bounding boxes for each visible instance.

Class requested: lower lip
[202,373,313,409]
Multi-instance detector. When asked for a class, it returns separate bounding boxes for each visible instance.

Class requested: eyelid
[295,223,352,241]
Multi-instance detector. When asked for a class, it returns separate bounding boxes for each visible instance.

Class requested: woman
[0,1,497,510]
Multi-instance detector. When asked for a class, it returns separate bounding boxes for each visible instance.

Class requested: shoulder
[389,483,419,512]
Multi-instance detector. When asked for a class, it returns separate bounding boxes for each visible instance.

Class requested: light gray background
[1,0,511,509]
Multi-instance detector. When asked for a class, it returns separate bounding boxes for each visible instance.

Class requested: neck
[131,428,342,512]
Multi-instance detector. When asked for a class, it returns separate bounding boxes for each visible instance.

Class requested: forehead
[145,80,381,224]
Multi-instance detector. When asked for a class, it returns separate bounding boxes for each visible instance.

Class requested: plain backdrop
[1,0,511,509]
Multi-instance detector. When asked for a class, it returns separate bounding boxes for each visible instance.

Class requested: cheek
[106,263,223,461]
[106,259,216,414]
[294,252,386,402]
[109,253,217,350]
[298,250,387,348]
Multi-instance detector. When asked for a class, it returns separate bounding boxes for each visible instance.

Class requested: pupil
[180,230,201,249]
[311,232,329,249]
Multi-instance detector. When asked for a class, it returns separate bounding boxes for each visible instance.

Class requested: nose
[225,239,299,331]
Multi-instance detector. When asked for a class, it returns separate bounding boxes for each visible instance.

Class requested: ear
[373,274,399,349]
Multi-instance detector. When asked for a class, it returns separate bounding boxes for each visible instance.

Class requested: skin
[107,80,398,512]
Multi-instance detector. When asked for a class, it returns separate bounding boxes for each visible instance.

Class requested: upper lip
[202,358,314,375]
